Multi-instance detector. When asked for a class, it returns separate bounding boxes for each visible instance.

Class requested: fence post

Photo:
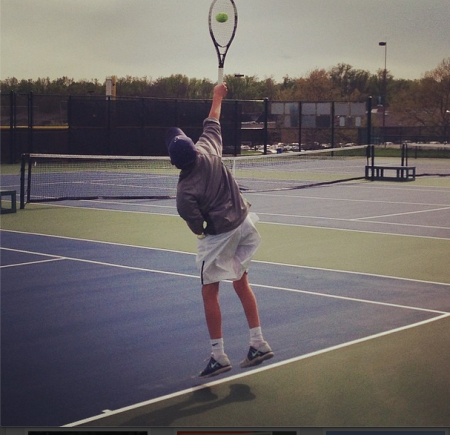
[331,101,335,149]
[367,96,375,179]
[298,101,302,152]
[68,96,72,154]
[28,91,34,153]
[263,97,269,154]
[367,96,372,146]
[107,96,111,154]
[234,100,239,156]
[10,91,16,163]
[141,97,145,155]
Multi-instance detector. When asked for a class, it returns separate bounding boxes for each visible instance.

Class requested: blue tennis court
[2,166,450,426]
[2,220,450,426]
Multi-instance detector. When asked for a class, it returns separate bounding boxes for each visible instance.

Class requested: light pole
[379,42,387,144]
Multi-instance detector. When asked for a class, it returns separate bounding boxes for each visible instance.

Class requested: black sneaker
[199,354,232,378]
[239,341,274,368]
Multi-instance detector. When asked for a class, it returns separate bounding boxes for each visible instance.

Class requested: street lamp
[379,42,387,144]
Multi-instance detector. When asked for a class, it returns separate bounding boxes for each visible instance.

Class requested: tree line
[1,57,449,137]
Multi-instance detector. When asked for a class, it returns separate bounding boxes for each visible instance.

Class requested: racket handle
[218,68,224,84]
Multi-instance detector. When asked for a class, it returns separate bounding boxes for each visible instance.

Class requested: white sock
[250,326,264,348]
[210,338,225,359]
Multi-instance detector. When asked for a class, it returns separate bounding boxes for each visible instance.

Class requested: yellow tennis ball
[216,12,228,23]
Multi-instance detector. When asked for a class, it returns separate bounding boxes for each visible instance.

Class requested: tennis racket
[208,0,238,83]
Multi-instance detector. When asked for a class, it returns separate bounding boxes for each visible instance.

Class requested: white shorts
[196,213,261,285]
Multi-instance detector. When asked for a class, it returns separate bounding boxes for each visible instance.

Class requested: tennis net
[20,146,369,208]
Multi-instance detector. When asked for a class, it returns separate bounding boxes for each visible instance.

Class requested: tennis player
[165,82,274,378]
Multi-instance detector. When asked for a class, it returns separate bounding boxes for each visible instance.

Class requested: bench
[365,165,416,181]
[0,190,17,214]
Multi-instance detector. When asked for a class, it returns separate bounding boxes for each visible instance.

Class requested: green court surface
[73,315,450,427]
[3,202,450,284]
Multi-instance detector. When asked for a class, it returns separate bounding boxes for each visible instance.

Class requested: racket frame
[208,0,238,83]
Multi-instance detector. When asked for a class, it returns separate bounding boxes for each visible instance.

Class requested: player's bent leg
[202,282,222,339]
[233,272,260,329]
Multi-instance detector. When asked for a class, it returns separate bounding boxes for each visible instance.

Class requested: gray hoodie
[176,117,249,235]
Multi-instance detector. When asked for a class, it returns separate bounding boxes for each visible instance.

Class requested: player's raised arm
[208,82,228,120]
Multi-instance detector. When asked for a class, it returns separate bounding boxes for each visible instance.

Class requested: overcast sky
[1,0,449,83]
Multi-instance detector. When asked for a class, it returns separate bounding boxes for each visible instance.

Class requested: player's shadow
[116,383,256,426]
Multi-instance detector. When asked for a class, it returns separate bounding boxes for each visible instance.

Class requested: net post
[371,145,375,181]
[20,154,27,209]
[27,155,33,205]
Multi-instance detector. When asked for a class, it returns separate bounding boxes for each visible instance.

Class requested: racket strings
[209,0,237,47]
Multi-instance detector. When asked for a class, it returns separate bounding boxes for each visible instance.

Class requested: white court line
[331,181,450,192]
[2,246,198,280]
[0,246,66,268]
[22,201,450,239]
[2,229,193,256]
[3,246,448,316]
[256,258,450,287]
[28,201,171,216]
[38,203,450,239]
[262,219,450,241]
[356,206,450,221]
[79,199,450,233]
[252,281,449,315]
[3,228,450,286]
[82,199,177,210]
[0,257,65,268]
[258,211,450,232]
[249,191,450,207]
[352,219,450,232]
[63,312,450,427]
